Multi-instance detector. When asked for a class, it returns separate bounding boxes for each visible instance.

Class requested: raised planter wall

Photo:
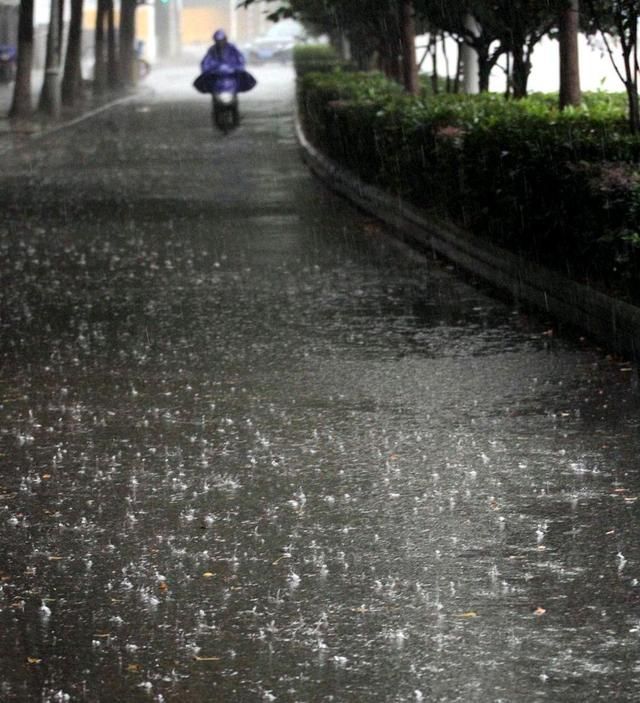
[295,114,640,362]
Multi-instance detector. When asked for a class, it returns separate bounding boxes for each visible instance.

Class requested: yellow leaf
[127,663,142,672]
[456,611,478,618]
[202,572,215,578]
[27,657,42,664]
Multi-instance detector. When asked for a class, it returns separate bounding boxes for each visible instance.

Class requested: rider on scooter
[195,29,257,129]
[201,29,246,75]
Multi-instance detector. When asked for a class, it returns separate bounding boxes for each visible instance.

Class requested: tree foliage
[245,0,568,97]
[583,0,640,131]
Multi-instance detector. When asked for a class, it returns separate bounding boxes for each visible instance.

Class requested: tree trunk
[511,50,530,99]
[441,31,451,93]
[9,0,34,118]
[107,0,118,89]
[559,0,581,109]
[454,40,462,93]
[504,52,511,97]
[62,0,84,105]
[462,14,480,94]
[623,13,639,133]
[339,31,351,62]
[38,0,63,117]
[622,42,639,133]
[351,33,374,71]
[477,47,491,93]
[94,0,107,94]
[119,0,136,87]
[379,35,401,83]
[628,84,640,134]
[429,33,438,94]
[400,0,419,95]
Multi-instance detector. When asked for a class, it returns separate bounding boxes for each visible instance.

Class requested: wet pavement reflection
[1,64,640,702]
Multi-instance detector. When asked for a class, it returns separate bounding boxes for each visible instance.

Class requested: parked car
[244,19,307,64]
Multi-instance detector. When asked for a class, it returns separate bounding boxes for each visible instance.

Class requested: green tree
[483,0,558,98]
[241,0,419,93]
[583,0,640,132]
[417,1,505,92]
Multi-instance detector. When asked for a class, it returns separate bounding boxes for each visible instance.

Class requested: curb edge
[294,112,640,361]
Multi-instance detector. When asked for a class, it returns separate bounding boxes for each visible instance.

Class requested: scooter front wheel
[214,105,234,133]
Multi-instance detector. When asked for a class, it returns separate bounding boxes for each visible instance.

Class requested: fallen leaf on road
[26,657,42,664]
[194,656,221,661]
[202,572,215,578]
[456,611,478,618]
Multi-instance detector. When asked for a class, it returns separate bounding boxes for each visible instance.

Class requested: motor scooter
[0,45,16,83]
[193,62,256,134]
[210,64,239,134]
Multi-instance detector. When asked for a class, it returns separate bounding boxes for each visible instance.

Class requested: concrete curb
[295,114,640,361]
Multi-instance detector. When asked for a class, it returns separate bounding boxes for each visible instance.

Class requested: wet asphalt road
[1,63,640,702]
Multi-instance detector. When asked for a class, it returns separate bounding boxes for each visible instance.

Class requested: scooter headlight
[217,92,235,105]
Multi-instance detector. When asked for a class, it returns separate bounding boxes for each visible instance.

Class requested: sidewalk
[1,60,639,702]
[0,64,145,142]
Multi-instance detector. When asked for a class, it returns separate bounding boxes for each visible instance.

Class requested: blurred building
[181,0,268,45]
[0,0,272,70]
[0,0,18,46]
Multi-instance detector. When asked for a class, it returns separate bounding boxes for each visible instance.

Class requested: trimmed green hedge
[298,71,640,300]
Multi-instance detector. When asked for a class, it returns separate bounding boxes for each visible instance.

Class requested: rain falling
[1,29,640,703]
